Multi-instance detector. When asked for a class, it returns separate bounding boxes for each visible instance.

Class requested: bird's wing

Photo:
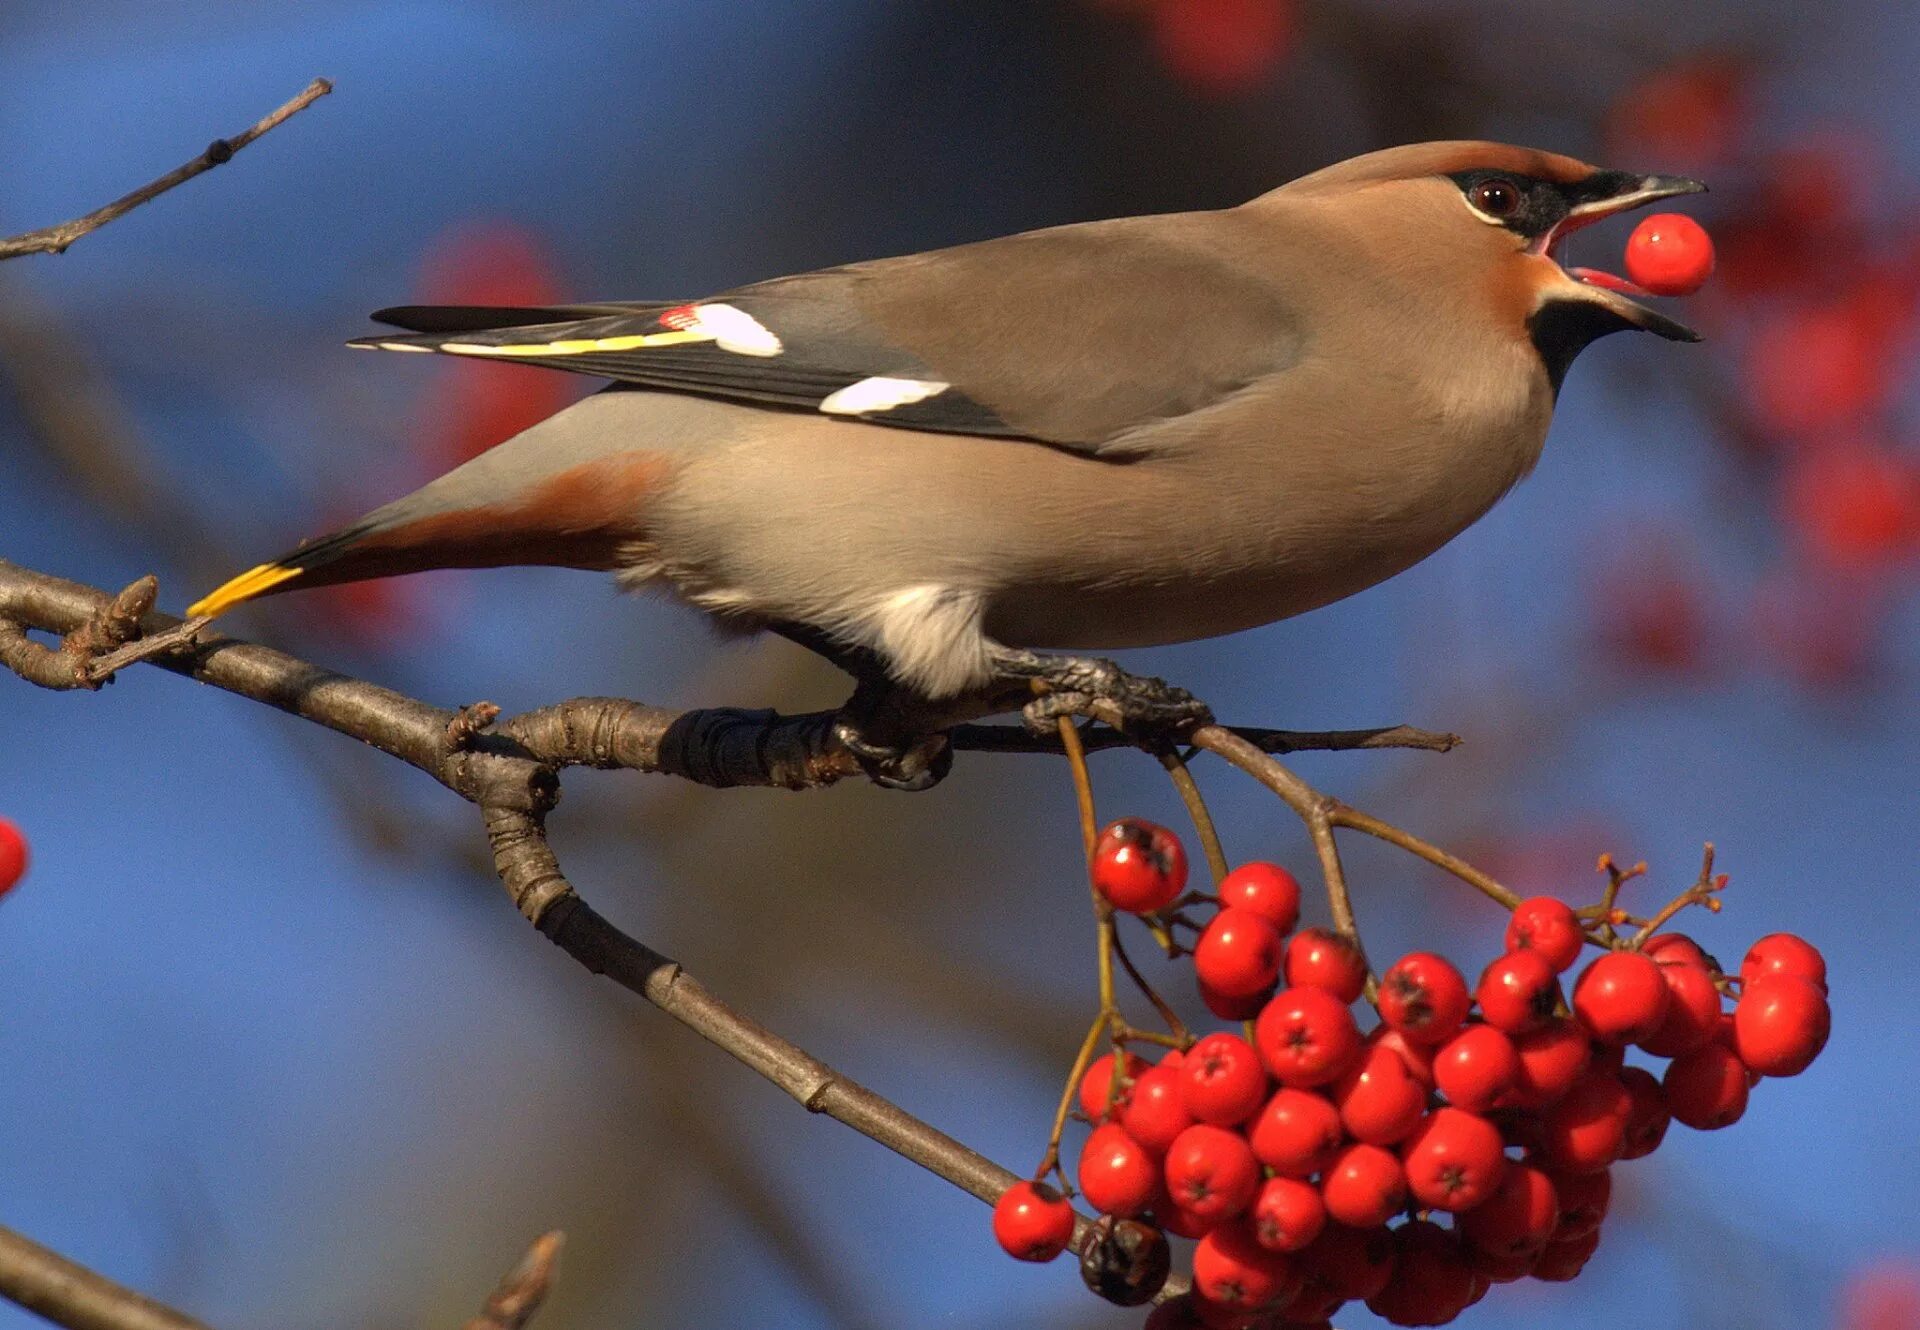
[351,211,1305,455]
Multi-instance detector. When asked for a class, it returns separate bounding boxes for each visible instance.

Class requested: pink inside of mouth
[1567,266,1654,297]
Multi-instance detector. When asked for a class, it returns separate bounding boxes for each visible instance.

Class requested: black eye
[1470,177,1522,218]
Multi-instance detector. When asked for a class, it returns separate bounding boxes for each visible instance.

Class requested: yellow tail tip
[186,563,303,619]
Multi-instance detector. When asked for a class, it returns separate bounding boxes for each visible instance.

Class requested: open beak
[1536,173,1708,342]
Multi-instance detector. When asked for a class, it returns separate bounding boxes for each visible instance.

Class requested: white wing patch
[675,302,784,357]
[432,303,783,359]
[818,376,952,416]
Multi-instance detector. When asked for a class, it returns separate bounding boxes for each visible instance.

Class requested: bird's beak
[1535,173,1709,342]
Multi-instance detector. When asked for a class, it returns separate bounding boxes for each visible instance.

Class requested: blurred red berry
[1248,1086,1345,1177]
[1149,0,1294,99]
[1459,1161,1559,1258]
[1332,1043,1426,1147]
[1476,949,1560,1034]
[1505,897,1585,973]
[1365,1220,1476,1327]
[1640,959,1723,1058]
[1217,861,1301,934]
[1092,818,1190,913]
[1746,303,1897,438]
[1532,1226,1602,1282]
[1080,1122,1160,1216]
[1509,1019,1594,1108]
[1250,1175,1325,1253]
[1841,1261,1920,1330]
[1378,952,1472,1046]
[1541,1072,1633,1173]
[1618,1065,1672,1160]
[1284,927,1368,1002]
[1605,56,1748,171]
[1664,1042,1751,1129]
[1740,932,1828,992]
[1165,1124,1262,1222]
[1301,1222,1397,1301]
[1255,986,1362,1086]
[0,817,28,895]
[1402,1107,1508,1213]
[1625,213,1715,296]
[1320,1142,1407,1229]
[1081,1051,1148,1120]
[1733,974,1831,1076]
[1122,1064,1197,1154]
[1573,952,1670,1045]
[1781,442,1920,573]
[1192,1219,1300,1310]
[1434,1024,1519,1113]
[993,1180,1075,1261]
[1195,907,1284,996]
[1550,1167,1612,1239]
[1183,1033,1271,1125]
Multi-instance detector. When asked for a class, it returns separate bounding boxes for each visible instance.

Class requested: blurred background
[2,3,1917,1328]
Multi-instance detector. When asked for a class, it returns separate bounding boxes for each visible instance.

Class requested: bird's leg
[988,648,1214,738]
[766,620,953,790]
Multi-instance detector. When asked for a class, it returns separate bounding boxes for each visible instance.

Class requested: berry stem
[1112,925,1189,1044]
[1035,1011,1110,1187]
[1158,747,1230,886]
[1627,843,1727,949]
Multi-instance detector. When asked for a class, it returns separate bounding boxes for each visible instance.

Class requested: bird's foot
[990,649,1214,740]
[830,680,953,792]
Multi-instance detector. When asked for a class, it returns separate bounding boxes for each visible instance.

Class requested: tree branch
[0,79,332,262]
[461,1232,563,1330]
[0,1225,213,1330]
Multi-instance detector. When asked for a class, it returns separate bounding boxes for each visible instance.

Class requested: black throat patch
[1526,297,1635,396]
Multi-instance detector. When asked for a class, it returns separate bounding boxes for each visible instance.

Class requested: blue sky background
[3,5,1916,1328]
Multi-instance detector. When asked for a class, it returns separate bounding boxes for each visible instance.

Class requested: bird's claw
[830,715,953,791]
[1005,654,1213,740]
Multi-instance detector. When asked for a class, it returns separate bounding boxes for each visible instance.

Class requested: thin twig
[461,1232,562,1330]
[0,79,333,261]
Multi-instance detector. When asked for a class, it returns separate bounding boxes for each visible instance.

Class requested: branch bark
[0,1225,213,1330]
[0,79,332,262]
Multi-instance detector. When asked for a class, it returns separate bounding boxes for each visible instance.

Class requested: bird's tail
[187,521,382,619]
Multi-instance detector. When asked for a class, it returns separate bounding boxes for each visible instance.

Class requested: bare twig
[461,1232,562,1330]
[0,1224,213,1330]
[0,79,332,261]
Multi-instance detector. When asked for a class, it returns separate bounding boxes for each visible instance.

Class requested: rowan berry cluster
[992,817,1831,1328]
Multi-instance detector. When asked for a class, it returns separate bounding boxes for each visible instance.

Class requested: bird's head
[1276,141,1707,389]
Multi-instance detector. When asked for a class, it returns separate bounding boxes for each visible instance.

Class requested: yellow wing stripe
[185,562,305,620]
[438,330,712,357]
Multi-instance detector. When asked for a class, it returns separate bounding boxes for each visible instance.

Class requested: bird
[190,141,1703,785]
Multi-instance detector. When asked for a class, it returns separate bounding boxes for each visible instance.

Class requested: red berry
[1122,1065,1197,1154]
[1332,1043,1426,1147]
[993,1180,1075,1261]
[1504,897,1585,973]
[1366,1220,1476,1327]
[1149,0,1296,99]
[1218,861,1302,934]
[1434,1024,1519,1113]
[1092,818,1189,913]
[1402,1107,1508,1213]
[1509,1019,1594,1108]
[1550,1167,1611,1239]
[1378,952,1472,1045]
[1640,959,1724,1058]
[1541,1072,1633,1173]
[1250,1176,1325,1253]
[0,817,27,896]
[1459,1161,1559,1258]
[1192,1220,1300,1311]
[1320,1143,1407,1229]
[1476,950,1561,1034]
[1624,212,1715,295]
[1733,975,1831,1077]
[1255,986,1362,1086]
[1740,933,1828,993]
[1666,1044,1758,1128]
[1197,977,1269,1021]
[1643,932,1711,969]
[1368,1026,1437,1088]
[1182,1033,1271,1125]
[1531,1227,1601,1282]
[1079,1122,1159,1216]
[1466,1241,1540,1284]
[1080,1051,1147,1121]
[1164,1124,1261,1222]
[1158,1201,1218,1241]
[1301,1222,1396,1301]
[1194,907,1285,997]
[1284,928,1368,1003]
[1572,952,1670,1045]
[1248,1086,1344,1177]
[1618,1065,1671,1159]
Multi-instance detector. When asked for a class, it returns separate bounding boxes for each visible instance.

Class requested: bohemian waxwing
[191,141,1703,780]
